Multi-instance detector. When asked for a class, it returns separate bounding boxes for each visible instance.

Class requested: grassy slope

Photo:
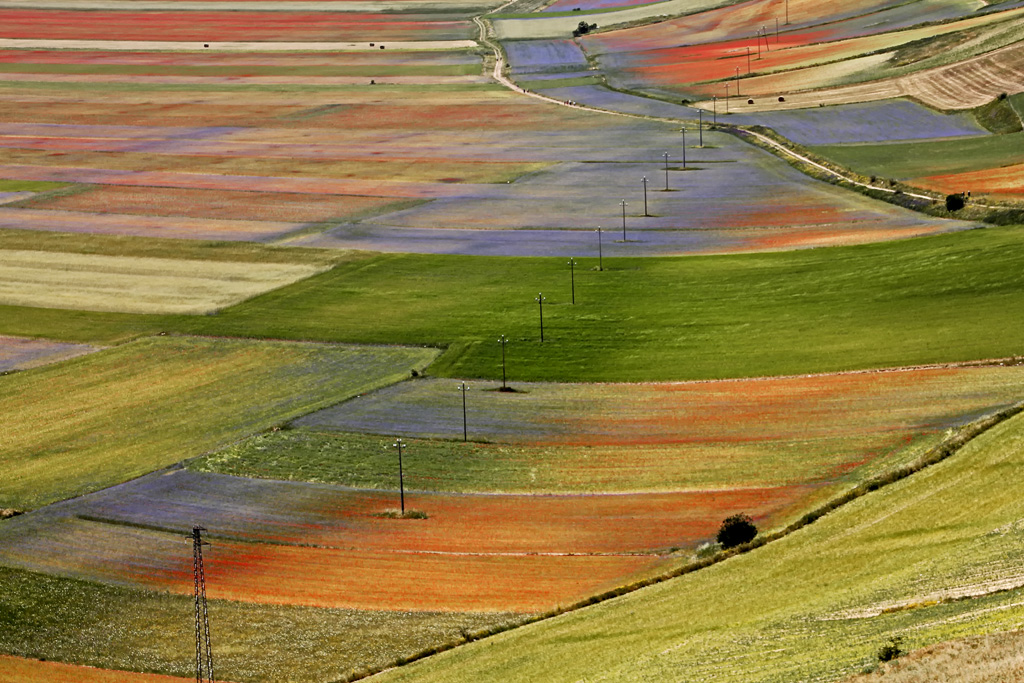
[375,409,1024,683]
[810,132,1024,179]
[7,226,1024,380]
[187,225,1024,381]
[0,336,437,510]
[0,565,518,683]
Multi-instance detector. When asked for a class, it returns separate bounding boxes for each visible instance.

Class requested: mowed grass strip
[372,411,1024,683]
[0,249,327,314]
[0,335,438,509]
[0,566,519,683]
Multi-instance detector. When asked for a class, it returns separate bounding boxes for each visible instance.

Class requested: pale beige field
[0,249,327,314]
[845,632,1024,682]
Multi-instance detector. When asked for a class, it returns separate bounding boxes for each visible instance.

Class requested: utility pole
[596,227,603,271]
[620,199,628,240]
[392,438,406,514]
[457,382,468,441]
[662,152,670,190]
[699,109,704,146]
[498,335,508,389]
[567,257,577,304]
[535,293,546,342]
[641,176,649,216]
[190,526,214,683]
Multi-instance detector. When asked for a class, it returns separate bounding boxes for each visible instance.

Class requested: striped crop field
[0,249,326,313]
[282,364,1024,493]
[30,186,406,223]
[587,5,1022,104]
[0,469,808,613]
[0,4,973,258]
[368,408,1024,683]
[0,10,475,42]
[0,335,438,510]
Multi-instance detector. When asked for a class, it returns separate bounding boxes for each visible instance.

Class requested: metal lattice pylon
[191,526,214,683]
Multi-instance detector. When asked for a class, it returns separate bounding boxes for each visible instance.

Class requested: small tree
[717,513,757,548]
[946,193,966,212]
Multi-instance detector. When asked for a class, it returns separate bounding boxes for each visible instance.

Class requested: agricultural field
[0,335,437,510]
[580,1,1024,112]
[3,0,1024,680]
[0,656,200,683]
[813,124,1024,197]
[280,364,1024,490]
[371,405,1024,683]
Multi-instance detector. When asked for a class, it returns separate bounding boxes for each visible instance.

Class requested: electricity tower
[191,526,214,683]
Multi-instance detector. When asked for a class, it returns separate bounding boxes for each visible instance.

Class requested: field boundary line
[359,401,1024,682]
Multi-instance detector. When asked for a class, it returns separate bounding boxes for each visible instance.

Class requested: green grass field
[811,132,1024,179]
[0,180,66,193]
[0,565,519,683]
[0,336,437,510]
[372,409,1024,683]
[178,225,1024,381]
[5,226,1024,381]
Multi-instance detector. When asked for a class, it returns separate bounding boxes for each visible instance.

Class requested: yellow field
[0,249,327,314]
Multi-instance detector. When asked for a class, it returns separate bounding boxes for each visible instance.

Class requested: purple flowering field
[504,40,589,74]
[735,99,987,145]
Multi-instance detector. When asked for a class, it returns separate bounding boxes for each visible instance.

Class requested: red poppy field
[35,185,406,223]
[918,163,1024,197]
[585,4,1022,103]
[0,10,473,43]
[0,469,813,613]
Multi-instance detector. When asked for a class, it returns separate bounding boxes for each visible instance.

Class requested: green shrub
[877,636,904,662]
[716,514,757,549]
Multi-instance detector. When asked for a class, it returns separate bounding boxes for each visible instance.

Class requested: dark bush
[946,193,965,211]
[574,20,592,36]
[877,636,904,662]
[716,513,757,548]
